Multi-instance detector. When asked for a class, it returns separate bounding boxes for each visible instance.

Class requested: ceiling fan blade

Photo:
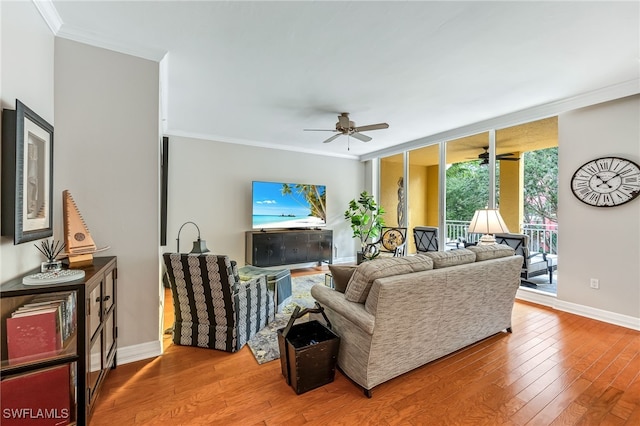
[323,133,343,144]
[303,129,335,132]
[354,123,389,132]
[351,132,372,142]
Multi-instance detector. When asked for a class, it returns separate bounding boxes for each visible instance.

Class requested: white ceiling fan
[304,112,389,145]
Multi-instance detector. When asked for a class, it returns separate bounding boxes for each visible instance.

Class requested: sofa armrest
[311,284,375,335]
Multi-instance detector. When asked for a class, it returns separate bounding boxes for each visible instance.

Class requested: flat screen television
[252,181,326,229]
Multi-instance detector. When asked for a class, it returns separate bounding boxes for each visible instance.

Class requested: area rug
[247,273,325,364]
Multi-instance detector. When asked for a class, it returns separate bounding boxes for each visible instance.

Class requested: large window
[378,117,558,294]
[445,132,490,247]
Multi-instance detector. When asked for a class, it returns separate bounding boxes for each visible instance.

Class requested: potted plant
[344,191,386,263]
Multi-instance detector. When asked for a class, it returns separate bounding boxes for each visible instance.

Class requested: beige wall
[499,154,524,233]
[380,156,403,227]
[406,164,428,253]
[1,2,161,362]
[164,136,365,264]
[54,39,161,356]
[425,165,439,226]
[558,95,640,319]
[0,1,55,281]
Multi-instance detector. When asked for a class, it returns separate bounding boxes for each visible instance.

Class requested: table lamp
[467,209,509,245]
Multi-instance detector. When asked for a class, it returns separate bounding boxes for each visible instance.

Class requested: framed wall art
[1,99,54,244]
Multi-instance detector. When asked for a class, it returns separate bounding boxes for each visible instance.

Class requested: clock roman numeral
[611,160,621,171]
[600,194,613,205]
[597,158,612,171]
[619,166,636,176]
[612,190,627,201]
[575,171,591,179]
[586,164,599,174]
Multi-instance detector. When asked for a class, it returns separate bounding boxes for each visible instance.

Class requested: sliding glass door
[376,117,558,293]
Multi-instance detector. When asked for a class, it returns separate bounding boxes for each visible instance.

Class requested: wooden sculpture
[62,190,109,266]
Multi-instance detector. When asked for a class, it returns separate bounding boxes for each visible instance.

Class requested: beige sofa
[310,244,523,397]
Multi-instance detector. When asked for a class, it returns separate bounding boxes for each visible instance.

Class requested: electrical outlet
[590,278,599,289]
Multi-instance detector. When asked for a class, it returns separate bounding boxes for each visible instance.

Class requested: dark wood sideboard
[245,229,332,267]
[0,256,117,425]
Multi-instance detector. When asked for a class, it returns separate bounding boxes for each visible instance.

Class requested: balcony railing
[445,220,558,255]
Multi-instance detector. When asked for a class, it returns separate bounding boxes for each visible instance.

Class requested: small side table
[238,265,292,311]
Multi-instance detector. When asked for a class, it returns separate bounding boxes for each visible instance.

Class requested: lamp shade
[467,209,509,245]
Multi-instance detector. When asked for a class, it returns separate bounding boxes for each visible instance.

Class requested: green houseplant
[344,191,386,262]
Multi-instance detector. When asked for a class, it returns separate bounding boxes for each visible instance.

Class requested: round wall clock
[571,156,640,207]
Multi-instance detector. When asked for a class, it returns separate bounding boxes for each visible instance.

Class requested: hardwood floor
[91,268,640,425]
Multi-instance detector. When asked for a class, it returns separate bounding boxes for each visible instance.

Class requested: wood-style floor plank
[90,268,640,425]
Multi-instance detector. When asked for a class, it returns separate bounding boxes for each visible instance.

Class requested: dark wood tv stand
[245,229,333,267]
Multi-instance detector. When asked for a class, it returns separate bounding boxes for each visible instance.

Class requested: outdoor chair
[413,226,439,252]
[494,233,552,287]
[366,227,408,258]
[163,253,275,352]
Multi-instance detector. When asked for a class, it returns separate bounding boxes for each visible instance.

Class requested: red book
[6,307,62,364]
[0,365,71,425]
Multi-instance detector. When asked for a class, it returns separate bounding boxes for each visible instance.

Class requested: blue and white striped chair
[163,253,275,352]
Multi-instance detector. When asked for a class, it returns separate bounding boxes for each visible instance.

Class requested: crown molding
[32,0,166,61]
[164,129,360,161]
[55,26,167,62]
[360,79,640,162]
[33,0,62,34]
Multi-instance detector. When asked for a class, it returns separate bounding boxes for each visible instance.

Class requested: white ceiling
[44,1,639,159]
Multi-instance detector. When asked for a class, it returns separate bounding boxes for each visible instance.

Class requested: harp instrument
[62,190,110,266]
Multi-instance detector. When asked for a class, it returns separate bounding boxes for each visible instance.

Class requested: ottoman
[238,265,292,312]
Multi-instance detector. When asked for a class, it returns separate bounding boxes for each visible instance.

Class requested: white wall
[557,95,640,319]
[165,136,365,264]
[0,1,55,281]
[54,38,160,356]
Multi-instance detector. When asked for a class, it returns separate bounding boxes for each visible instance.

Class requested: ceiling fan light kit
[304,112,389,149]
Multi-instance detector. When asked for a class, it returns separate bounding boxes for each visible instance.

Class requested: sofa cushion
[328,264,357,293]
[467,244,515,261]
[344,256,434,303]
[419,249,476,269]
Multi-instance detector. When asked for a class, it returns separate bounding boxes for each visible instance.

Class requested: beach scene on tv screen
[253,182,326,229]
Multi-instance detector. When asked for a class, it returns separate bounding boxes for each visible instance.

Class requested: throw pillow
[467,244,515,261]
[328,265,357,293]
[344,256,434,303]
[419,249,476,269]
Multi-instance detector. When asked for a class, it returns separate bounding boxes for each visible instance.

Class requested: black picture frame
[1,100,54,244]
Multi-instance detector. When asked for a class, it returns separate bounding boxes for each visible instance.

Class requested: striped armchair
[163,253,275,352]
